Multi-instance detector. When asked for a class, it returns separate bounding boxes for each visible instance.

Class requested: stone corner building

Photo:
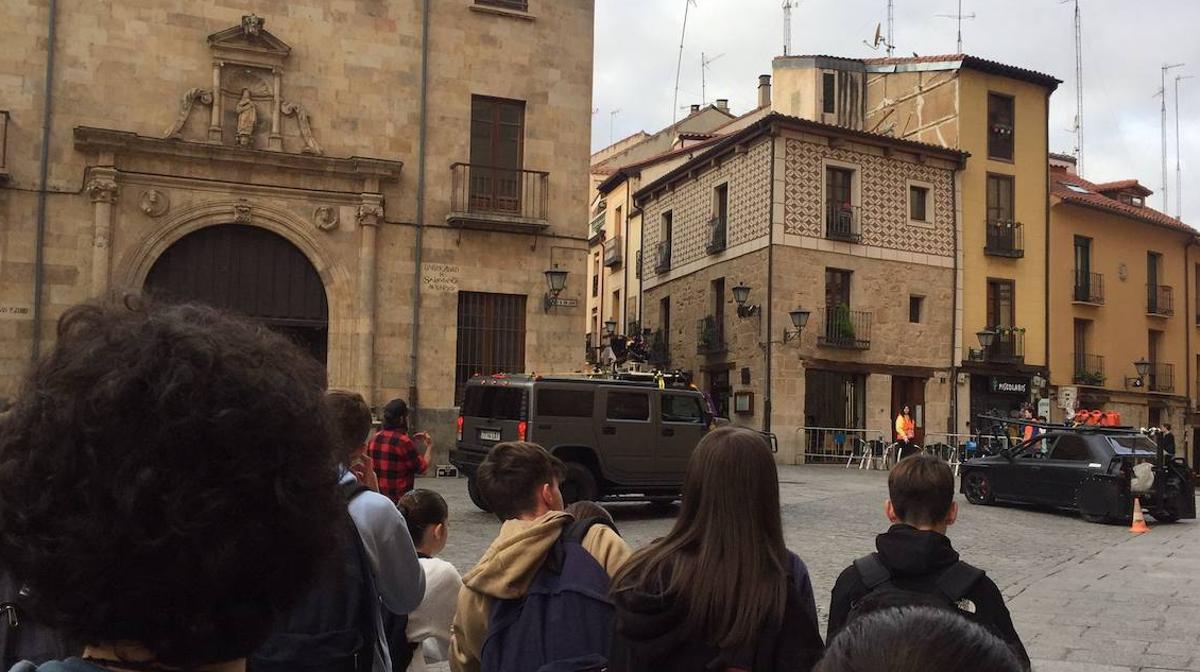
[1,1,595,448]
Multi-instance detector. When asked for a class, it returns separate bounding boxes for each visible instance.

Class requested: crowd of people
[0,300,1030,672]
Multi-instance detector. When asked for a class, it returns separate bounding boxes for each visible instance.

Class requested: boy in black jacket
[827,455,1029,669]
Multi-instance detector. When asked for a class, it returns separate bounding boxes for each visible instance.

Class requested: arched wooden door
[144,224,329,363]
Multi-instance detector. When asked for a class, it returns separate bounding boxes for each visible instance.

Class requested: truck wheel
[963,472,995,505]
[467,476,491,513]
[561,461,599,505]
[1151,507,1180,523]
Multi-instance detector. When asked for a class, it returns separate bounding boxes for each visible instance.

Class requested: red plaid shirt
[369,428,428,502]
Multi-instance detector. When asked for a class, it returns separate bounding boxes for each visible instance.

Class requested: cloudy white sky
[591,0,1200,223]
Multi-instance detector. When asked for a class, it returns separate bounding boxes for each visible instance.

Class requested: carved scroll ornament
[281,101,323,155]
[163,88,214,139]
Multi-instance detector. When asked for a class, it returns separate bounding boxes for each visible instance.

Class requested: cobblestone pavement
[418,465,1200,671]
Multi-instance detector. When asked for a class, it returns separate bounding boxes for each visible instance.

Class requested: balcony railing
[817,305,872,349]
[475,0,528,11]
[1147,284,1174,316]
[825,202,861,243]
[984,220,1024,258]
[696,316,727,355]
[591,274,598,298]
[706,217,727,254]
[0,110,9,182]
[603,236,623,268]
[1072,271,1104,304]
[982,327,1025,363]
[1148,362,1174,393]
[1072,352,1105,386]
[654,241,671,274]
[449,163,549,230]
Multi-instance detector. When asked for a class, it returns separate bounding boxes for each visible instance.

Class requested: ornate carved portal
[161,15,323,155]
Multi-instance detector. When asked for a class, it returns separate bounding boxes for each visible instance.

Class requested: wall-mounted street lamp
[732,282,760,318]
[543,267,569,312]
[782,307,810,343]
[1125,357,1151,388]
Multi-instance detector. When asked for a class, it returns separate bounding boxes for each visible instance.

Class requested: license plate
[479,429,501,442]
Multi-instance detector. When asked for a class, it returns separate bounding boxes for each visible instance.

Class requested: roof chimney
[715,98,729,112]
[758,74,772,108]
[689,104,700,113]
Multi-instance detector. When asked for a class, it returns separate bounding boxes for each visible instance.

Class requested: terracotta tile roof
[1092,179,1154,197]
[1050,167,1194,235]
[862,54,1060,89]
[1048,151,1077,164]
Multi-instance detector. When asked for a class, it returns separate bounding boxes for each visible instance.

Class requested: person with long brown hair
[608,427,824,671]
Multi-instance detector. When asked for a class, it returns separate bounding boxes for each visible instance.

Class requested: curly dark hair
[0,298,344,666]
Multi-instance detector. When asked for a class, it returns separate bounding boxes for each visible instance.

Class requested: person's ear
[945,501,959,527]
[540,482,555,509]
[885,499,901,523]
[433,522,447,543]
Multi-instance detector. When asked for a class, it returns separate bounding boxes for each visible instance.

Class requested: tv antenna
[1059,0,1083,175]
[1175,74,1193,219]
[864,22,894,54]
[936,0,975,54]
[782,1,799,56]
[672,0,697,124]
[1158,62,1185,212]
[701,52,725,105]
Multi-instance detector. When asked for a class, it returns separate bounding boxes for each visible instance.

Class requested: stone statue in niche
[235,89,258,147]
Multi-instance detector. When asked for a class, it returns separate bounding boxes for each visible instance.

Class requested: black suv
[451,373,713,511]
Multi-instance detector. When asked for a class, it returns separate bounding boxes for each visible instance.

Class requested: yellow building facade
[1048,156,1196,465]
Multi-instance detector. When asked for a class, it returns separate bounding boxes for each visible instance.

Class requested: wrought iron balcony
[1072,352,1105,386]
[448,163,549,232]
[984,220,1024,258]
[825,202,861,243]
[1147,284,1174,316]
[696,315,727,355]
[977,327,1025,363]
[654,241,671,274]
[817,305,872,349]
[603,235,623,268]
[1148,362,1174,393]
[706,217,727,254]
[1072,271,1104,304]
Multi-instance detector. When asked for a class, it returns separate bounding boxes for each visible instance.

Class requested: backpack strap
[852,553,892,591]
[340,478,371,503]
[337,478,378,672]
[2,600,19,671]
[935,561,984,603]
[562,516,616,545]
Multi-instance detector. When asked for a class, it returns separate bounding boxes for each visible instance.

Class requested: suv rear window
[536,389,594,418]
[1109,436,1158,454]
[462,386,526,420]
[606,391,650,421]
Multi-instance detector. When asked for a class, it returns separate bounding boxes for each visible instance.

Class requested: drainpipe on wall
[407,0,431,419]
[1184,237,1194,467]
[1043,90,1052,392]
[949,164,961,434]
[30,0,59,361]
[763,129,776,434]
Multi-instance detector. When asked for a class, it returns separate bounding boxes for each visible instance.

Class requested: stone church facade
[0,1,595,451]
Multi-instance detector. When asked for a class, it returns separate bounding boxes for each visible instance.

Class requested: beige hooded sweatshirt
[449,510,632,672]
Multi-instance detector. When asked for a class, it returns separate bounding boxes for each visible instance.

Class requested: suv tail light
[518,420,528,442]
[456,416,464,441]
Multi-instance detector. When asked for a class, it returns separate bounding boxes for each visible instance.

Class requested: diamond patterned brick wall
[783,139,955,258]
[641,138,772,279]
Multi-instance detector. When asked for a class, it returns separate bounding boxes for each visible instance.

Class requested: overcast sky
[592,0,1200,223]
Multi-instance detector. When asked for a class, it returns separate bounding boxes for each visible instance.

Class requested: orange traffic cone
[1129,497,1150,534]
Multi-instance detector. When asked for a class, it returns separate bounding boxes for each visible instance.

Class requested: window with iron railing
[817,305,872,350]
[1072,270,1103,304]
[1148,362,1174,393]
[1147,284,1174,316]
[987,93,1014,160]
[825,202,861,243]
[1072,352,1105,386]
[475,0,528,11]
[984,220,1023,257]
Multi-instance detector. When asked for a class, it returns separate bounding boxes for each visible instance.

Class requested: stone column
[208,62,223,142]
[85,167,119,298]
[356,194,384,403]
[268,69,283,151]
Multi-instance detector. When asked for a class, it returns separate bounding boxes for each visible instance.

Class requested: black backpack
[2,574,81,669]
[249,481,379,672]
[480,517,616,672]
[849,553,984,620]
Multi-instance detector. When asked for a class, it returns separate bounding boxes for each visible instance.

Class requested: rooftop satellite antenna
[936,0,975,53]
[700,52,725,105]
[672,0,697,124]
[863,22,893,54]
[1059,0,1083,174]
[782,0,798,56]
[1159,62,1185,211]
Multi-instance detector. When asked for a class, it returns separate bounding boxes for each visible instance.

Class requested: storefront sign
[990,376,1029,395]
